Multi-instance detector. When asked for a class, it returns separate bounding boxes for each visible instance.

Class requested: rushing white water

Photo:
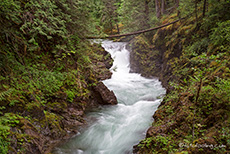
[53,40,166,154]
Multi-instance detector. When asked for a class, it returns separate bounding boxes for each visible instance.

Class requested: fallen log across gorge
[86,17,186,39]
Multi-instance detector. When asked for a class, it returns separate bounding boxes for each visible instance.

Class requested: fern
[0,88,14,101]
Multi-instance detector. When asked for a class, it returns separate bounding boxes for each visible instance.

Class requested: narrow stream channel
[53,40,166,154]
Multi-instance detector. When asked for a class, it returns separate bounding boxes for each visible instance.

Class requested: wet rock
[90,44,113,81]
[93,81,118,105]
[95,62,112,80]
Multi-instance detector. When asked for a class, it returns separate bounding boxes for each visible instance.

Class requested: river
[53,40,166,154]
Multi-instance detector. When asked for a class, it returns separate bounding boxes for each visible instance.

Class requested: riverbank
[0,42,119,153]
[130,3,230,153]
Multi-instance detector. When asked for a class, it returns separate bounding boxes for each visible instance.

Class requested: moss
[43,111,65,136]
[129,34,162,77]
[46,101,67,111]
[0,38,115,153]
[134,3,230,153]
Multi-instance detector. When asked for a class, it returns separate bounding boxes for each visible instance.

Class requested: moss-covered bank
[0,0,118,153]
[0,41,117,153]
[130,2,230,153]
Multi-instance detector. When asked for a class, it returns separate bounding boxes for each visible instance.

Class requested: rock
[133,144,141,154]
[95,62,112,80]
[93,81,118,105]
[90,44,113,81]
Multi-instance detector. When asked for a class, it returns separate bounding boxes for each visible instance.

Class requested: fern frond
[0,89,14,101]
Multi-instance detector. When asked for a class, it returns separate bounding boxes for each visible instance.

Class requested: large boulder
[93,81,118,105]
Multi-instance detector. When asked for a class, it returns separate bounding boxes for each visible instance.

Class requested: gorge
[53,40,165,154]
[1,1,229,153]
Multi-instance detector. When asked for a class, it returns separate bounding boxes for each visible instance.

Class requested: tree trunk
[155,0,161,18]
[195,0,198,22]
[110,20,113,34]
[203,0,207,17]
[175,0,179,7]
[161,0,165,15]
[116,24,120,34]
[144,0,150,28]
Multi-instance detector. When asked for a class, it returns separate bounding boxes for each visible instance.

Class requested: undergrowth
[137,1,230,153]
[0,41,101,153]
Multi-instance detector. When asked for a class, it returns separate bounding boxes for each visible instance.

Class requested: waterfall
[53,40,166,154]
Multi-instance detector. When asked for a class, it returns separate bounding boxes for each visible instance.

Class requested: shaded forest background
[0,0,229,153]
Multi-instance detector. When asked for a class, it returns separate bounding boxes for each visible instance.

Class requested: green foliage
[35,71,66,95]
[0,0,113,153]
[43,110,64,132]
[185,38,209,57]
[0,137,9,154]
[178,0,196,16]
[0,0,22,25]
[138,135,178,153]
[99,0,121,34]
[219,127,230,147]
[0,113,23,154]
[214,78,230,103]
[0,0,97,57]
[140,2,230,153]
[118,0,157,32]
[0,88,14,102]
[210,20,230,51]
[65,90,75,102]
[2,63,67,109]
[202,0,230,32]
[0,113,22,127]
[0,121,10,154]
